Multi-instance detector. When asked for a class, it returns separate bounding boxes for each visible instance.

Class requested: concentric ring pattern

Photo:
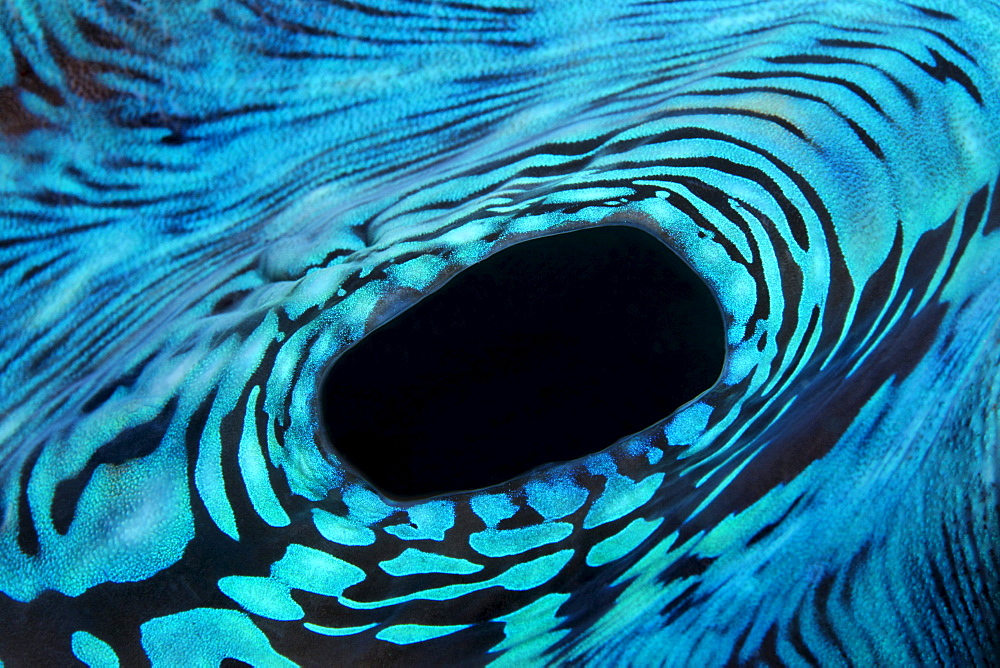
[0,0,998,664]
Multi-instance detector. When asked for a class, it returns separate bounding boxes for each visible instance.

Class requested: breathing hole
[320,224,725,501]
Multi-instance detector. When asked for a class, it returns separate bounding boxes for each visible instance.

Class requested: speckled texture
[1,0,998,664]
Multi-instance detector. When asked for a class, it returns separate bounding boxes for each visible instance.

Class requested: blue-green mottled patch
[470,493,519,527]
[238,385,290,528]
[71,631,119,668]
[305,622,379,637]
[488,593,572,667]
[524,479,589,521]
[586,517,664,567]
[140,608,296,667]
[376,623,472,645]
[379,548,484,576]
[469,523,574,558]
[218,575,304,621]
[385,500,455,541]
[272,543,366,597]
[313,508,376,546]
[584,472,665,529]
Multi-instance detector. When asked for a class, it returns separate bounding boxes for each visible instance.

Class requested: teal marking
[376,624,472,645]
[524,479,588,521]
[218,575,304,621]
[71,631,119,668]
[220,544,371,621]
[390,254,448,290]
[469,523,574,558]
[341,485,396,525]
[272,543,367,598]
[338,550,574,610]
[140,608,296,667]
[664,402,714,446]
[488,593,572,667]
[385,500,455,541]
[313,508,376,547]
[470,493,519,527]
[584,472,665,529]
[546,186,635,204]
[586,517,664,567]
[494,549,575,591]
[0,433,193,601]
[195,359,242,541]
[305,622,379,637]
[379,548,484,576]
[238,385,290,528]
[2,1,999,664]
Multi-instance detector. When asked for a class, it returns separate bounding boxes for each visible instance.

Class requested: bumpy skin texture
[1,0,999,664]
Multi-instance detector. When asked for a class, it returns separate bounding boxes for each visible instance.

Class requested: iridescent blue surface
[1,0,998,663]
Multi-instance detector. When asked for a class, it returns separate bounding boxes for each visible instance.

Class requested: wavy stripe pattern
[1,0,999,664]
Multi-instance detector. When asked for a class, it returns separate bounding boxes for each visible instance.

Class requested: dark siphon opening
[320,224,726,501]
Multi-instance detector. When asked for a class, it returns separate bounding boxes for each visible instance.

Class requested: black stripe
[813,573,849,663]
[936,188,988,293]
[432,0,532,16]
[904,3,958,21]
[721,70,886,116]
[818,39,982,104]
[385,104,812,234]
[16,448,42,556]
[74,15,126,50]
[940,517,980,653]
[765,53,919,105]
[727,622,754,666]
[81,352,157,414]
[839,543,878,657]
[757,623,782,666]
[18,252,67,286]
[929,556,974,658]
[52,400,176,535]
[920,48,982,104]
[665,183,773,338]
[0,220,111,249]
[680,84,886,161]
[842,220,904,362]
[788,607,820,664]
[766,304,820,398]
[842,115,884,159]
[921,28,975,63]
[746,496,802,546]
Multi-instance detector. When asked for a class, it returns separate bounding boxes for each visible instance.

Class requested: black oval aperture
[320,225,725,500]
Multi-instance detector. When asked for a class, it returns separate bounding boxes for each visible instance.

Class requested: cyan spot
[586,517,664,567]
[664,402,713,446]
[524,479,588,521]
[390,255,448,290]
[313,508,376,546]
[305,622,378,637]
[494,550,574,591]
[469,523,574,558]
[218,575,303,621]
[488,593,572,667]
[379,548,483,576]
[584,472,665,529]
[385,500,455,541]
[238,385,290,528]
[470,493,519,527]
[376,624,471,645]
[272,543,366,598]
[71,631,119,668]
[140,608,296,667]
[341,485,396,525]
